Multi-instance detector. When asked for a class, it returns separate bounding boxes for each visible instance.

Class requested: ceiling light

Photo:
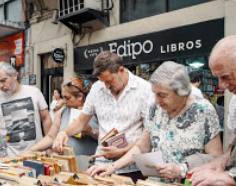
[188,62,204,68]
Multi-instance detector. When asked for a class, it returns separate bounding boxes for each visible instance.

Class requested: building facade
[28,0,236,147]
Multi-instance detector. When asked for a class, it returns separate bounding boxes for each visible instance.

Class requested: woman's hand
[86,164,116,177]
[153,163,181,179]
[52,131,69,153]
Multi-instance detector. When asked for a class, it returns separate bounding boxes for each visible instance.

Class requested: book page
[133,151,164,176]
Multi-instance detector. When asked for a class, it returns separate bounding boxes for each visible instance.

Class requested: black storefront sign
[52,48,65,64]
[74,19,224,71]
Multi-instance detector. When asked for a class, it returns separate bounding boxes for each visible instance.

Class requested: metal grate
[59,0,84,17]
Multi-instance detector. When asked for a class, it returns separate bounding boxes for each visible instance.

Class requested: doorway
[41,53,63,105]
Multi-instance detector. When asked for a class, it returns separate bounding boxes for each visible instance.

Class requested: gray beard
[2,83,18,98]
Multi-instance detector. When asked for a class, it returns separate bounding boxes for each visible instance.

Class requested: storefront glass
[41,53,64,105]
[120,0,213,23]
[120,0,166,23]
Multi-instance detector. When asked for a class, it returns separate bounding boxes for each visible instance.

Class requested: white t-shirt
[228,95,236,130]
[191,85,204,99]
[0,85,48,156]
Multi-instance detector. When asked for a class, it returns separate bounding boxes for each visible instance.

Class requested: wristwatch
[179,163,188,178]
[228,167,236,183]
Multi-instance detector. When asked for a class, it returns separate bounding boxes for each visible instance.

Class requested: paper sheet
[133,151,164,176]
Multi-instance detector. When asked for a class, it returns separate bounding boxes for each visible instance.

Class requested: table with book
[0,127,184,186]
[0,148,184,186]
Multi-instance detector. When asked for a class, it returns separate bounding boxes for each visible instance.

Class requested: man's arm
[40,109,52,135]
[65,112,92,136]
[29,110,62,151]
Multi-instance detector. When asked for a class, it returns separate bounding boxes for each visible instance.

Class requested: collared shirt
[82,70,154,173]
[145,98,220,165]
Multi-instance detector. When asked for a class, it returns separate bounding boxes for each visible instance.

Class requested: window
[120,0,213,23]
[6,0,22,22]
[169,0,212,11]
[120,0,166,23]
[59,0,84,17]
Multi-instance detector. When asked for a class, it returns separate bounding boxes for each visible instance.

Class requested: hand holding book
[91,128,128,160]
[100,128,128,148]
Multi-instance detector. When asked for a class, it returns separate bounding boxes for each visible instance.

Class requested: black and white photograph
[1,97,36,143]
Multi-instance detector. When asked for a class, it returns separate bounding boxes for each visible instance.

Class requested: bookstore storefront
[74,18,224,101]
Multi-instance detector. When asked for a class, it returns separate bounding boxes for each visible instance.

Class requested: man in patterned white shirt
[53,51,154,181]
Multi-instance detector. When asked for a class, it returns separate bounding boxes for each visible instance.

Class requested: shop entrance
[41,53,63,105]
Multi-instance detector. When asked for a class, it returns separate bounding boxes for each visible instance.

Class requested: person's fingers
[63,135,69,145]
[61,138,68,152]
[52,140,59,152]
[156,164,166,172]
[159,167,171,175]
[190,166,202,174]
[191,173,206,186]
[59,136,65,152]
[100,146,113,151]
[90,153,106,159]
[86,165,98,176]
[86,166,93,175]
[91,166,106,177]
[195,180,209,186]
[100,171,110,177]
[159,172,168,178]
[52,133,65,152]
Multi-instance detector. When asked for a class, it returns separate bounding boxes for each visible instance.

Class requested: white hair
[0,61,17,76]
[210,35,236,65]
[150,61,191,96]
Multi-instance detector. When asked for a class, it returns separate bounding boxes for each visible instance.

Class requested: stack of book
[0,147,78,179]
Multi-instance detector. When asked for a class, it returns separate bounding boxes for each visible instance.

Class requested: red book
[44,164,51,176]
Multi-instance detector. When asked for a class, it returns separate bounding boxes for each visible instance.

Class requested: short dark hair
[92,51,123,76]
[189,71,202,83]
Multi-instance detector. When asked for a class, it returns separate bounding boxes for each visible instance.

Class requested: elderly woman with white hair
[87,61,223,183]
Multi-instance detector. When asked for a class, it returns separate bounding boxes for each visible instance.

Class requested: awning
[0,21,24,39]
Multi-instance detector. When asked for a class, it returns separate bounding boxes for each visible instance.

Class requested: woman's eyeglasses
[63,78,84,92]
